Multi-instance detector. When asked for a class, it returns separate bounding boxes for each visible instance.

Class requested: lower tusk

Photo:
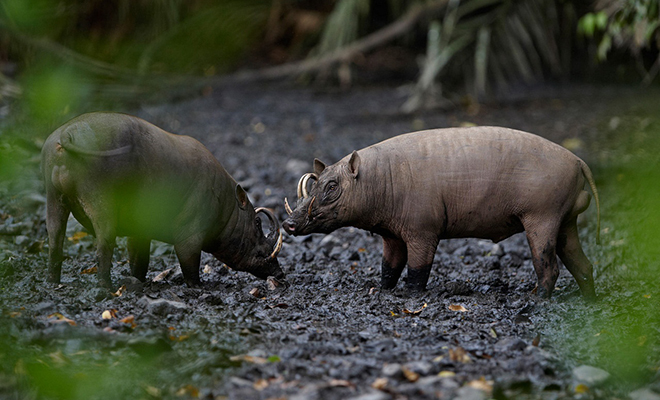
[284,197,293,216]
[270,230,283,258]
[307,196,316,216]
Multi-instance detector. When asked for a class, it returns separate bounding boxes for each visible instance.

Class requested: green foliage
[578,0,660,82]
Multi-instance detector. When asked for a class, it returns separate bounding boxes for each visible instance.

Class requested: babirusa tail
[580,161,600,244]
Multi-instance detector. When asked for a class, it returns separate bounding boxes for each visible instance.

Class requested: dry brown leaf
[176,384,199,397]
[448,304,468,312]
[119,315,137,329]
[267,276,282,290]
[112,286,126,297]
[253,379,269,391]
[449,347,471,363]
[329,379,354,388]
[153,268,173,282]
[532,334,541,346]
[402,366,420,382]
[467,377,493,392]
[249,288,261,297]
[230,354,268,365]
[371,377,388,390]
[80,266,98,275]
[48,313,76,326]
[403,303,428,315]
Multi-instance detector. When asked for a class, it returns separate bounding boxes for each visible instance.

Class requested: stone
[572,365,610,386]
[630,388,660,400]
[138,296,188,316]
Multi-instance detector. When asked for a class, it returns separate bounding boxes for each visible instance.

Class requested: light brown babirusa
[42,112,284,289]
[283,127,599,299]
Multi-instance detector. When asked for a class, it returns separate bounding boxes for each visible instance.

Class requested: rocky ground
[0,82,659,400]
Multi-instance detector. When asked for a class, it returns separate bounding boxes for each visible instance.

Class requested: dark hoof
[536,285,553,299]
[405,267,431,292]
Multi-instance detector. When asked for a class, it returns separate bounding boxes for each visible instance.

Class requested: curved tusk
[284,197,293,216]
[296,174,307,199]
[270,230,283,258]
[307,196,316,216]
[255,207,282,258]
[301,173,317,199]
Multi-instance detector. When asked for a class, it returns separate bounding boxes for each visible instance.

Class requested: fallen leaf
[119,315,137,329]
[68,231,88,243]
[112,286,126,297]
[389,311,398,317]
[230,354,268,365]
[144,385,161,397]
[267,355,281,363]
[267,276,283,290]
[329,379,354,388]
[267,303,289,309]
[202,264,213,274]
[253,379,269,391]
[532,334,541,346]
[153,268,173,282]
[467,377,493,392]
[176,384,199,397]
[575,383,589,394]
[643,294,651,299]
[249,288,261,297]
[489,328,498,338]
[101,310,115,320]
[449,347,471,363]
[371,377,388,390]
[169,334,190,342]
[48,313,76,326]
[403,303,428,315]
[402,366,419,382]
[80,266,98,275]
[448,304,468,312]
[438,371,455,378]
[368,287,377,295]
[9,311,21,318]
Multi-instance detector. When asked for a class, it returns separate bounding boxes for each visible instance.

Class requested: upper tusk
[270,230,283,258]
[301,173,317,199]
[284,197,293,216]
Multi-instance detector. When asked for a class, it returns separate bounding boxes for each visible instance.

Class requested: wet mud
[1,84,659,399]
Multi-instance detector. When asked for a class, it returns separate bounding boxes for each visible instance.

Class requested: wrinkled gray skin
[283,127,599,299]
[42,112,284,289]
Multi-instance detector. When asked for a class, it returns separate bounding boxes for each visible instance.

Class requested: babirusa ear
[348,151,360,178]
[235,184,249,209]
[313,158,326,176]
